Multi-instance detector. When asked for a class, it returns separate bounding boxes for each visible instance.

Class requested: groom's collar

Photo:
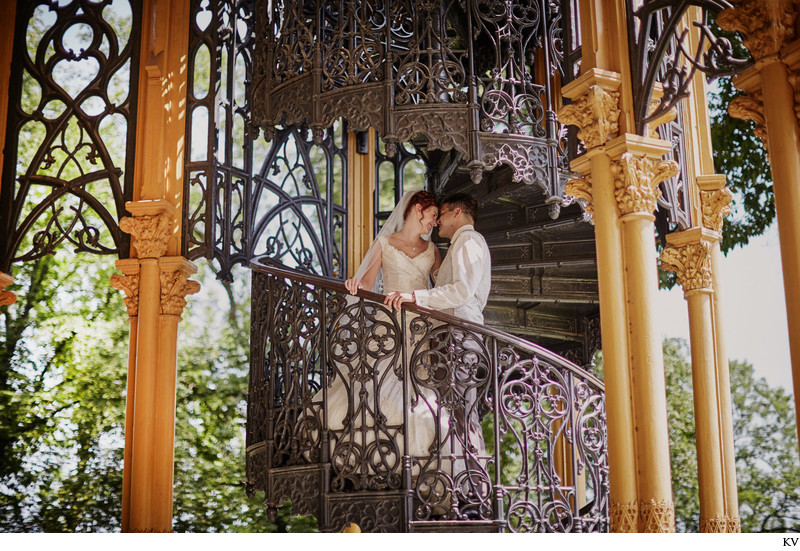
[450,224,474,244]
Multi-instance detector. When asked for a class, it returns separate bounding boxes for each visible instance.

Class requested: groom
[385,193,491,510]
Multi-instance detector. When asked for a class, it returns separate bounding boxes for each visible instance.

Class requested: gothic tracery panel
[1,0,142,272]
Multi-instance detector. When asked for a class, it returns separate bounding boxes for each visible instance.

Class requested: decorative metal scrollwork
[1,0,142,272]
[184,0,347,280]
[247,259,608,532]
[628,1,753,136]
[252,0,579,206]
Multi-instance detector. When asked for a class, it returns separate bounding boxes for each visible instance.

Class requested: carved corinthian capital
[700,186,733,233]
[110,273,141,317]
[0,272,16,307]
[611,153,680,217]
[565,175,594,216]
[717,1,797,60]
[159,260,201,317]
[661,241,713,295]
[558,85,621,150]
[609,501,638,533]
[119,213,172,259]
[638,498,676,533]
[728,93,769,152]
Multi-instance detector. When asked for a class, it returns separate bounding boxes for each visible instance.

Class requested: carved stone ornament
[728,93,769,152]
[119,213,172,259]
[638,498,676,533]
[660,241,713,294]
[647,100,677,140]
[565,175,594,217]
[700,186,734,233]
[611,153,680,217]
[609,500,638,533]
[160,268,201,317]
[717,1,797,61]
[700,514,742,533]
[110,273,140,317]
[0,273,16,307]
[558,85,621,150]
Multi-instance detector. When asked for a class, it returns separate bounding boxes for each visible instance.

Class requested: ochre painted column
[607,135,678,532]
[560,70,639,532]
[346,128,376,278]
[698,177,741,532]
[0,273,15,307]
[661,228,732,532]
[110,259,141,532]
[114,0,195,533]
[719,1,800,454]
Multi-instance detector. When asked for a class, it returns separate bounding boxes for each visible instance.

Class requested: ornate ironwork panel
[252,0,575,207]
[374,138,426,236]
[0,0,142,272]
[655,99,692,241]
[184,0,347,279]
[247,259,609,532]
[626,1,752,136]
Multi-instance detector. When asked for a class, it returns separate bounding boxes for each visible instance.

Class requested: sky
[654,222,793,391]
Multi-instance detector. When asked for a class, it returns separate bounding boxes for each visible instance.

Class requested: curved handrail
[250,255,604,391]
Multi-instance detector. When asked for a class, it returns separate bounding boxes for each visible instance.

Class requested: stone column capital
[609,500,638,533]
[111,259,142,317]
[119,200,177,259]
[0,272,16,307]
[558,83,621,151]
[700,514,742,533]
[564,174,594,217]
[158,256,200,318]
[697,176,734,234]
[717,1,797,61]
[606,135,679,218]
[661,228,717,296]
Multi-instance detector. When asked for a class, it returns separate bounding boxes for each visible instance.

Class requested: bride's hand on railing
[344,277,363,295]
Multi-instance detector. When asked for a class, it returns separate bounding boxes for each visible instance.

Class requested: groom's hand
[384,291,415,311]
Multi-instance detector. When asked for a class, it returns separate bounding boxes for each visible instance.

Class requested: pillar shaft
[759,59,800,448]
[708,242,740,531]
[621,215,673,515]
[686,289,726,529]
[589,151,638,531]
[346,128,376,278]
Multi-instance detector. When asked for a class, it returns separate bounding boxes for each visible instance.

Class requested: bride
[321,190,446,487]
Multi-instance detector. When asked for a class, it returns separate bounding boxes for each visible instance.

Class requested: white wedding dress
[322,236,448,477]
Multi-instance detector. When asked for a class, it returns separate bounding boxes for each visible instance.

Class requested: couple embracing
[336,190,491,506]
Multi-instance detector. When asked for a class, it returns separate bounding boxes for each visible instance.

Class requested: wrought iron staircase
[245,258,608,533]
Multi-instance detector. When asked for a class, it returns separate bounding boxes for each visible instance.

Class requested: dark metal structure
[0,0,142,273]
[247,259,608,532]
[251,0,581,203]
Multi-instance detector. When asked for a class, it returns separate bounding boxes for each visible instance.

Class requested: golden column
[111,0,198,532]
[609,136,679,533]
[347,128,376,277]
[661,225,739,532]
[561,71,639,532]
[559,0,679,532]
[718,1,800,450]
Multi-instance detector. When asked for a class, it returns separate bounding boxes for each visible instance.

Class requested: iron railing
[246,257,608,532]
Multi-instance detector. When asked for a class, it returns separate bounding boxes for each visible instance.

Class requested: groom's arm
[413,236,487,311]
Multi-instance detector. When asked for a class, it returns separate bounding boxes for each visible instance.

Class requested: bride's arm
[345,242,383,294]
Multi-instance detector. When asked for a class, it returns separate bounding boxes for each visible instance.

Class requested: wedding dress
[323,236,445,467]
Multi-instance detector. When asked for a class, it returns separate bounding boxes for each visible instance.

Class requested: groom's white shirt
[413,224,491,324]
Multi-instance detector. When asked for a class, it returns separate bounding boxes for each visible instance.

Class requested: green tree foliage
[661,338,800,532]
[0,252,128,531]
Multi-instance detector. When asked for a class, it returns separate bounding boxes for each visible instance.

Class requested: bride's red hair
[402,190,438,219]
